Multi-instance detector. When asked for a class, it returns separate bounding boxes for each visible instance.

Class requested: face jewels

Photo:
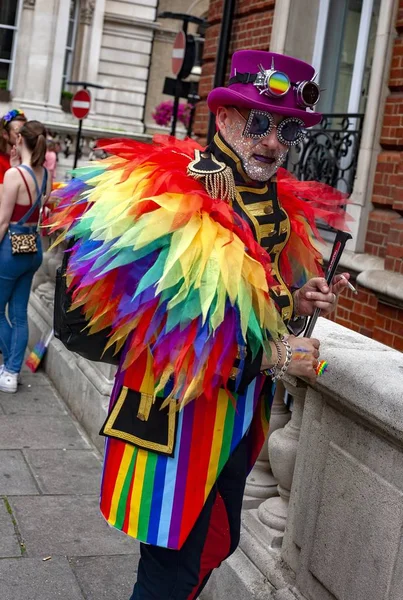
[242,109,306,146]
[223,116,288,182]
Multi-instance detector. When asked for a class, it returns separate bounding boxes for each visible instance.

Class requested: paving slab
[0,416,90,450]
[0,385,67,416]
[0,557,84,600]
[69,555,138,599]
[0,451,39,495]
[24,449,101,495]
[9,495,140,557]
[0,498,21,558]
[18,371,54,387]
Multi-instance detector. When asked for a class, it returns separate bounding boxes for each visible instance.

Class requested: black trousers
[129,434,250,600]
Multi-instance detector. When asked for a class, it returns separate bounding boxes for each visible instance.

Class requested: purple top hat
[207,50,322,127]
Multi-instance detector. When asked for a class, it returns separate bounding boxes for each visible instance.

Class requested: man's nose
[260,128,281,150]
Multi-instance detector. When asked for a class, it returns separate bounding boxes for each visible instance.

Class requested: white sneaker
[0,367,18,393]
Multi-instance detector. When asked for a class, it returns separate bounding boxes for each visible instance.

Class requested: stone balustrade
[202,318,403,600]
[45,124,151,183]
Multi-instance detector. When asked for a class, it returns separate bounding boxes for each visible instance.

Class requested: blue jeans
[0,225,42,373]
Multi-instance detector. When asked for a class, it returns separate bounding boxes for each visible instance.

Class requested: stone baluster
[243,382,291,508]
[256,376,308,549]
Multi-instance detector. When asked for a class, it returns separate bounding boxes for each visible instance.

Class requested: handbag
[54,242,121,365]
[8,166,48,254]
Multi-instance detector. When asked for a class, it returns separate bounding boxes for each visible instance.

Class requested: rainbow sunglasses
[229,60,320,108]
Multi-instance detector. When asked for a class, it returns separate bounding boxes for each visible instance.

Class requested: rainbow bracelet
[315,360,328,376]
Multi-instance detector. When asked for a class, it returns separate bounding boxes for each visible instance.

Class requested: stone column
[74,0,96,83]
[47,0,71,108]
[243,382,291,508]
[85,0,106,88]
[21,0,59,103]
[257,376,308,549]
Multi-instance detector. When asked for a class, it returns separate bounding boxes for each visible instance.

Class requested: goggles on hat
[235,109,306,146]
[229,63,320,108]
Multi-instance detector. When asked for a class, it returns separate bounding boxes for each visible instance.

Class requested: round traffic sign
[71,88,91,120]
[172,30,186,77]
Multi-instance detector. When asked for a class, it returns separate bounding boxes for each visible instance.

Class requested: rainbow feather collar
[46,135,347,405]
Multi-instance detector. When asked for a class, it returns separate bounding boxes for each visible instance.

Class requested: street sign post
[172,30,186,77]
[70,88,92,170]
[66,80,104,171]
[71,88,91,119]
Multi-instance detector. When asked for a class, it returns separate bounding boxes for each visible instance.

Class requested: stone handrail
[203,317,403,600]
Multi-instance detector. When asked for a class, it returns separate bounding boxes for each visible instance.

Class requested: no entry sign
[71,88,91,119]
[172,30,186,77]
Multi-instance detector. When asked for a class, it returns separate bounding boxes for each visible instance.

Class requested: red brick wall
[365,1,403,264]
[328,284,403,353]
[194,0,403,353]
[194,0,276,141]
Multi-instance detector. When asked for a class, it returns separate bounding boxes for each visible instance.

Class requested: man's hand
[261,335,320,385]
[293,273,351,316]
[9,146,21,167]
[286,335,320,384]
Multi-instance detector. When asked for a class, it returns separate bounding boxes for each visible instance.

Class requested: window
[0,0,20,91]
[62,0,79,91]
[315,0,381,114]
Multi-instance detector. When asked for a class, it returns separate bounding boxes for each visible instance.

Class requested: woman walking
[0,120,51,393]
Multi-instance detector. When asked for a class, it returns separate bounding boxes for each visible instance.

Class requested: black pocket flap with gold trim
[100,386,177,457]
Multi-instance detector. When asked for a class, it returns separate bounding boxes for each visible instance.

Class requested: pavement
[0,363,140,600]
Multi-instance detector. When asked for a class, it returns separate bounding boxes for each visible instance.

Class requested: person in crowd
[47,50,351,599]
[0,120,51,393]
[0,109,27,201]
[44,138,58,183]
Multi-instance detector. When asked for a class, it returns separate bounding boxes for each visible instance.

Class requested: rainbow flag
[25,329,53,372]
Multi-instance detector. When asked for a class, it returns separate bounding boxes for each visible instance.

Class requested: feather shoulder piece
[46,136,287,406]
[276,168,350,288]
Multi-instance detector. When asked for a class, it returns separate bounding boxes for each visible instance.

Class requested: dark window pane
[0,0,18,27]
[0,62,10,82]
[0,28,14,61]
[67,19,75,47]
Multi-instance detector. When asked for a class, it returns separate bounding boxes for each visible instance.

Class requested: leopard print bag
[8,230,38,254]
[7,165,47,254]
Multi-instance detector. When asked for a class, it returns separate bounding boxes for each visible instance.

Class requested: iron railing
[285,113,365,196]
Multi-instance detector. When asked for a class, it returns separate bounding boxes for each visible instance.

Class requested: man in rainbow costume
[48,51,351,599]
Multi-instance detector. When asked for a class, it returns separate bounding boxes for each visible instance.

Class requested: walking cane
[304,230,353,339]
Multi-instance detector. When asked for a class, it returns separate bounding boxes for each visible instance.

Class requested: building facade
[0,0,208,177]
[0,0,159,135]
[195,0,403,352]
